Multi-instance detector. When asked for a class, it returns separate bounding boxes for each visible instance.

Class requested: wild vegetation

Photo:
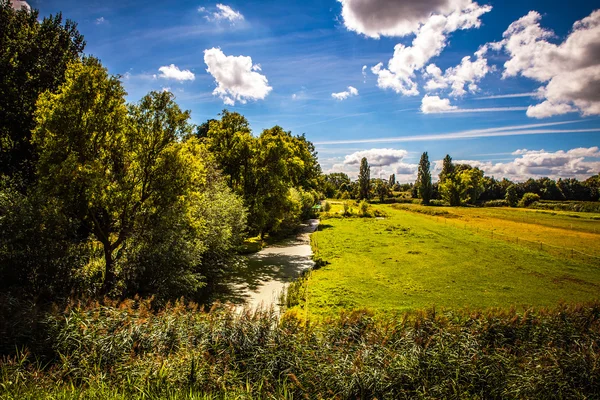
[296,202,600,317]
[2,2,600,398]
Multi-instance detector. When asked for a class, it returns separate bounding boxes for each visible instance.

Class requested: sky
[28,0,600,182]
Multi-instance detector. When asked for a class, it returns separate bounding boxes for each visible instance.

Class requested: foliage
[2,300,600,399]
[531,200,600,213]
[519,192,541,207]
[482,199,509,207]
[358,157,370,200]
[416,152,432,205]
[202,113,320,237]
[322,200,331,212]
[0,1,85,186]
[505,184,518,207]
[359,199,369,216]
[374,179,390,202]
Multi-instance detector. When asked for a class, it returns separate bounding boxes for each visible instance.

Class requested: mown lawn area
[298,203,600,317]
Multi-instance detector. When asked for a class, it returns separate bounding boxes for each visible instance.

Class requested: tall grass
[2,298,599,399]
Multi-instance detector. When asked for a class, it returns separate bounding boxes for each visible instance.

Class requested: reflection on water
[217,219,318,311]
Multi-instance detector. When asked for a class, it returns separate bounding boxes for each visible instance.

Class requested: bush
[531,200,600,213]
[482,199,509,207]
[322,201,331,212]
[359,200,369,216]
[342,201,350,215]
[519,192,541,207]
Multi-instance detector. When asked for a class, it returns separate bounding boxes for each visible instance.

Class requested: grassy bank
[296,203,600,317]
[1,300,599,399]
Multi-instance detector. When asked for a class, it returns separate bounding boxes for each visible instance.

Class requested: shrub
[359,200,369,216]
[322,201,331,212]
[342,201,350,215]
[519,192,541,207]
[482,199,509,207]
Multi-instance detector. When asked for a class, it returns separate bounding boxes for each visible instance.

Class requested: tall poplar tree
[358,157,371,200]
[416,152,432,205]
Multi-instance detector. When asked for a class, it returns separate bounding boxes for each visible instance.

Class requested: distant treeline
[323,154,600,206]
[0,1,321,305]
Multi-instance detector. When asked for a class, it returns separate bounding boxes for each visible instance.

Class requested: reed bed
[1,298,599,399]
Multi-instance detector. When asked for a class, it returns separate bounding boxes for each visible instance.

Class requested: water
[222,219,319,311]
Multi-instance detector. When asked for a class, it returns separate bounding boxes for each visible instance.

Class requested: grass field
[295,201,600,317]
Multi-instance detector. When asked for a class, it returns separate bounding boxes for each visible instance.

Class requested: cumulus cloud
[204,48,272,105]
[455,147,600,181]
[332,86,359,100]
[490,10,600,118]
[424,48,491,96]
[343,148,408,166]
[327,148,417,179]
[369,2,491,95]
[157,64,195,81]
[421,95,457,113]
[199,4,244,24]
[338,0,488,38]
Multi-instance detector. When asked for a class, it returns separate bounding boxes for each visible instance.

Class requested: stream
[218,219,319,311]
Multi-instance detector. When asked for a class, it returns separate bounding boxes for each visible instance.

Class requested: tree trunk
[100,243,115,296]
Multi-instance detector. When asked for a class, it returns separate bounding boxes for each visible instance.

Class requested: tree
[439,154,454,183]
[388,174,396,187]
[375,180,389,202]
[416,152,432,205]
[0,1,85,185]
[358,157,371,200]
[33,58,203,295]
[505,184,518,207]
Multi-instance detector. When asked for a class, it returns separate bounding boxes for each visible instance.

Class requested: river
[218,219,319,311]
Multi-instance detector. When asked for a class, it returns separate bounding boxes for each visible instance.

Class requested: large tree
[32,58,210,295]
[0,1,85,185]
[358,157,371,200]
[416,152,432,205]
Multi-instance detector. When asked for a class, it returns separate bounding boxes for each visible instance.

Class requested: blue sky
[31,0,600,181]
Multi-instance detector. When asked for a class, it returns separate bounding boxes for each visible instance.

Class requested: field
[296,202,600,317]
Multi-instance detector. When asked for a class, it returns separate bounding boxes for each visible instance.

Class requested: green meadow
[295,202,600,317]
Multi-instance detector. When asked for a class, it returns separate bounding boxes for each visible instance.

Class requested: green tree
[375,180,389,202]
[33,58,206,295]
[439,154,454,183]
[358,157,371,200]
[0,1,85,185]
[416,152,432,205]
[505,184,518,207]
[388,174,396,187]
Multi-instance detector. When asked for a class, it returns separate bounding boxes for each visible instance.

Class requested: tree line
[323,154,600,206]
[0,1,321,304]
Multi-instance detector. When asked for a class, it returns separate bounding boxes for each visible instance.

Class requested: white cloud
[475,92,536,99]
[95,17,106,25]
[344,148,408,166]
[332,86,359,100]
[362,65,367,82]
[490,10,600,118]
[314,120,600,145]
[421,95,527,114]
[328,148,417,180]
[338,0,489,39]
[157,64,195,81]
[200,4,244,24]
[204,48,272,105]
[370,3,492,95]
[454,147,600,181]
[424,50,491,96]
[421,95,457,113]
[9,0,30,11]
